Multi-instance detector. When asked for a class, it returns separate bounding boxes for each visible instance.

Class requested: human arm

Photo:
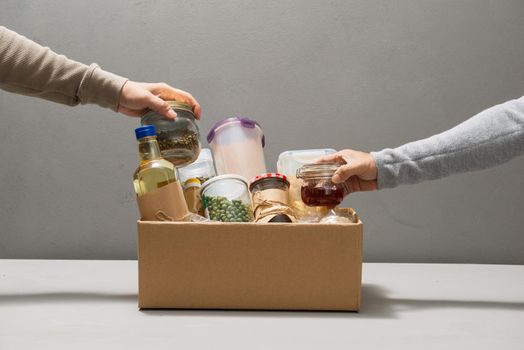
[320,96,524,192]
[0,26,200,119]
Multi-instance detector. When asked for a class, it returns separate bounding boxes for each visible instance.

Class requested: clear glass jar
[177,148,216,184]
[141,101,201,167]
[277,149,336,220]
[296,163,348,208]
[201,175,252,222]
[249,173,294,223]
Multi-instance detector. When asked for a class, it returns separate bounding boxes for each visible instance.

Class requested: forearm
[0,26,127,110]
[371,96,524,189]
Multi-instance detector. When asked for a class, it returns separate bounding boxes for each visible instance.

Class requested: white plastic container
[277,149,337,177]
[277,149,336,222]
[207,118,266,181]
[177,148,216,184]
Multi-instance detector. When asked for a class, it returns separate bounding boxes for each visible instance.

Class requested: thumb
[146,93,177,119]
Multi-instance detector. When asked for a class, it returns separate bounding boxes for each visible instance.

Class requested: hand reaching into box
[318,150,378,195]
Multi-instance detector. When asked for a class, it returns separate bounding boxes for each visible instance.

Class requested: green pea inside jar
[141,101,201,167]
[201,175,253,222]
[204,196,252,222]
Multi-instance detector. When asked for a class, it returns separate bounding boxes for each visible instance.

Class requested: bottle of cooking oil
[133,125,177,196]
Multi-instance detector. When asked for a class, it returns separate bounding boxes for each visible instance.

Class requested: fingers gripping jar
[277,149,336,220]
[141,101,201,167]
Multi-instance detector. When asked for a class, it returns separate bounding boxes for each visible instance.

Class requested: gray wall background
[1,0,523,263]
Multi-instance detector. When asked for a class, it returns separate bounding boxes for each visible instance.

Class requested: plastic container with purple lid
[207,117,267,181]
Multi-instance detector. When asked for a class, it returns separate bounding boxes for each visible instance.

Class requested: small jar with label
[141,101,201,167]
[296,163,348,208]
[183,178,204,216]
[249,173,296,223]
[201,175,252,222]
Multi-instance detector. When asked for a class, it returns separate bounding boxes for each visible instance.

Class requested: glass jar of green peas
[201,175,253,222]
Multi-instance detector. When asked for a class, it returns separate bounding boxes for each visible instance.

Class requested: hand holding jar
[296,163,348,208]
[297,161,367,224]
[141,101,201,167]
[316,150,378,195]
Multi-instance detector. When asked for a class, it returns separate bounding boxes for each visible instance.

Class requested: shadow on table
[2,285,523,319]
[140,284,524,319]
[0,292,136,304]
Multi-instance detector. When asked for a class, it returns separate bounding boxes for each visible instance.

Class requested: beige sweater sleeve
[0,26,128,111]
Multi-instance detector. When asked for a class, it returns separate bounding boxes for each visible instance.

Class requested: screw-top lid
[249,173,289,191]
[206,117,265,147]
[135,125,156,139]
[166,100,195,114]
[183,178,202,189]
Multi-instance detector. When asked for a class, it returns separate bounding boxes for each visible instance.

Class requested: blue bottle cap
[135,125,156,139]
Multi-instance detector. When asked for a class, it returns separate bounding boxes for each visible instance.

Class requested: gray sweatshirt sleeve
[370,96,524,189]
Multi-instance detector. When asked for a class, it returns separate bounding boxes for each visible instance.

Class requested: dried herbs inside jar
[141,101,201,167]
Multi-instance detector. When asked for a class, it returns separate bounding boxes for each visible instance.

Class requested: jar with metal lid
[249,173,296,223]
[141,101,201,167]
[201,174,252,222]
[296,163,348,208]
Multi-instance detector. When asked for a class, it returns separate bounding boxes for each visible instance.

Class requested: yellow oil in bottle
[133,126,178,197]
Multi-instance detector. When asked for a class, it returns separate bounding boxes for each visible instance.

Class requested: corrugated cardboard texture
[137,221,362,311]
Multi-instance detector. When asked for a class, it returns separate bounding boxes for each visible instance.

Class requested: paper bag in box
[137,181,190,221]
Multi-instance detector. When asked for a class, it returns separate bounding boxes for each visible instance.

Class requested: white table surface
[1,260,523,350]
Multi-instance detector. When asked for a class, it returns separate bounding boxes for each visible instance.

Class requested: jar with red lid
[296,163,348,208]
[249,173,296,223]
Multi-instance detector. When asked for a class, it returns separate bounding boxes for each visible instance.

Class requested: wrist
[78,64,128,111]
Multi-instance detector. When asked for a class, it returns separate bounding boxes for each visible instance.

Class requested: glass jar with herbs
[141,101,201,167]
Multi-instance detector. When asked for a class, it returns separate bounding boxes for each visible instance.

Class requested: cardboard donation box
[137,213,363,311]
